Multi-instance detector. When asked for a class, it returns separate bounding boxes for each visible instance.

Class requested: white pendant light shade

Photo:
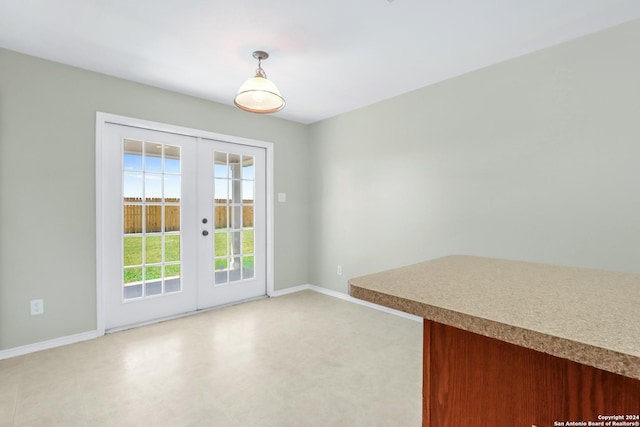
[234,51,285,114]
[234,75,285,113]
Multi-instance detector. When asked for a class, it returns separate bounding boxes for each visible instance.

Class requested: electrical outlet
[30,299,44,316]
[337,265,343,276]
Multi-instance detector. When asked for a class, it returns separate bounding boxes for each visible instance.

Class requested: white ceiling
[2,1,640,124]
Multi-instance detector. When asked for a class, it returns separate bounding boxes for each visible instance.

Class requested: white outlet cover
[30,299,44,315]
[277,193,286,203]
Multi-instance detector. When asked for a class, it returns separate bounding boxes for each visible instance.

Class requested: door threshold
[106,294,268,334]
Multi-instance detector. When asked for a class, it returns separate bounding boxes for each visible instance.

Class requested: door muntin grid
[122,139,182,301]
[213,151,255,285]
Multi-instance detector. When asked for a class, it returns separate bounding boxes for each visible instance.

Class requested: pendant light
[234,51,285,114]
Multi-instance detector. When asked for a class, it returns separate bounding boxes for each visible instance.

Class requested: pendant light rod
[253,51,268,78]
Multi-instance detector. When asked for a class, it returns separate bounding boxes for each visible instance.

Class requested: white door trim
[95,112,275,336]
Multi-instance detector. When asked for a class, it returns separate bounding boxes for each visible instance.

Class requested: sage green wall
[0,49,310,350]
[309,19,640,292]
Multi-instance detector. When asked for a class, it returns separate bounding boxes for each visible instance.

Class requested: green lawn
[124,234,180,283]
[214,229,254,270]
[123,230,254,283]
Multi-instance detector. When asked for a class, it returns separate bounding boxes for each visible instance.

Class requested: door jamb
[95,112,275,335]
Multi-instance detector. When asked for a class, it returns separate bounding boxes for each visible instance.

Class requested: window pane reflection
[145,174,162,200]
[242,156,254,179]
[145,235,162,264]
[215,232,228,257]
[123,236,142,266]
[214,152,228,178]
[242,181,254,201]
[164,206,180,232]
[123,173,143,199]
[145,142,162,172]
[212,150,257,285]
[145,205,162,233]
[164,145,180,173]
[242,206,253,228]
[215,179,229,200]
[165,234,180,262]
[164,175,181,200]
[122,139,182,301]
[124,205,143,234]
[124,140,143,171]
[215,206,227,229]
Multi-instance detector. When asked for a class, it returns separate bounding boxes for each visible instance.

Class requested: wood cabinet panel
[423,320,640,427]
[565,359,640,420]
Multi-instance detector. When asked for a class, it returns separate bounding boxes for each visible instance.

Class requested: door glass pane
[145,205,162,233]
[123,172,143,199]
[145,174,162,200]
[215,232,228,257]
[242,181,254,202]
[243,256,254,279]
[231,231,241,256]
[164,206,180,232]
[242,206,253,228]
[214,152,228,177]
[215,257,228,271]
[215,179,229,200]
[164,175,181,200]
[124,284,143,299]
[165,234,180,262]
[242,156,254,179]
[243,229,254,255]
[146,266,162,281]
[145,142,162,173]
[145,235,162,264]
[146,281,162,296]
[164,145,180,173]
[229,179,240,202]
[123,140,182,300]
[215,206,227,229]
[124,204,142,234]
[230,206,242,230]
[165,266,181,293]
[228,153,241,173]
[124,140,143,171]
[124,267,142,284]
[215,269,227,285]
[213,150,256,285]
[230,257,241,281]
[124,236,142,266]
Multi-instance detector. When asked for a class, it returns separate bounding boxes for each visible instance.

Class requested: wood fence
[123,198,253,233]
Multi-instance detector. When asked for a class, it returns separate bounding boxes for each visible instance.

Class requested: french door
[100,121,267,330]
[197,139,266,309]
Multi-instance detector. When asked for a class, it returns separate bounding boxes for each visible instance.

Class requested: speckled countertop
[349,255,640,380]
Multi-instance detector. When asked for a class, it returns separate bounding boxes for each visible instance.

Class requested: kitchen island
[349,255,640,427]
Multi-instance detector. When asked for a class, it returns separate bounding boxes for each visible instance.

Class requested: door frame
[95,112,274,335]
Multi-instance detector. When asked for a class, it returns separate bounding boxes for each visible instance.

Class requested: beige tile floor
[0,290,422,427]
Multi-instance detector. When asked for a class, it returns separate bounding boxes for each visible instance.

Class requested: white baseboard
[269,284,313,297]
[1,284,420,360]
[272,284,422,322]
[0,330,101,360]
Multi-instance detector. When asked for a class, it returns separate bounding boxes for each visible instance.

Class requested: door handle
[202,230,209,236]
[202,218,208,224]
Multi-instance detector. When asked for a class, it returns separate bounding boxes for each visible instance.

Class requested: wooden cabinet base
[423,320,640,427]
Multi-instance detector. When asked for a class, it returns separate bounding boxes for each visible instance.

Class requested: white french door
[99,120,267,330]
[197,139,266,309]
